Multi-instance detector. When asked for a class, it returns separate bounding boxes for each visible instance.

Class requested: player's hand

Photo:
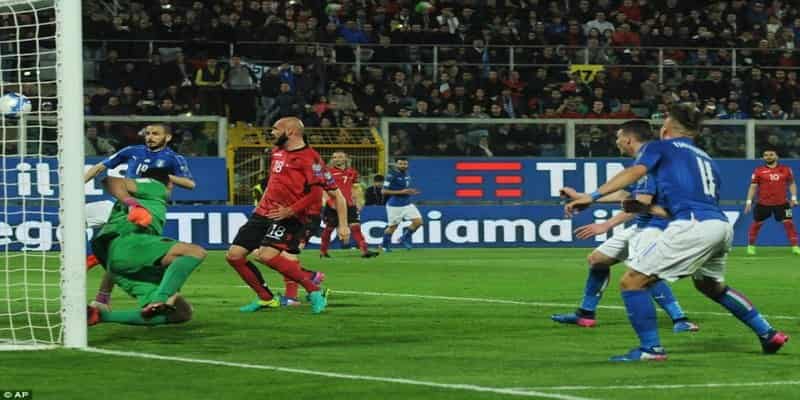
[127,206,152,227]
[564,194,592,217]
[266,205,294,221]
[574,223,611,239]
[402,188,420,195]
[744,203,752,214]
[621,199,650,214]
[559,187,581,200]
[337,225,351,243]
[791,200,798,208]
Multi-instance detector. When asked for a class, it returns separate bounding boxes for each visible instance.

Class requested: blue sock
[621,290,661,349]
[401,230,412,242]
[578,267,610,314]
[382,234,392,249]
[715,286,773,337]
[648,280,686,322]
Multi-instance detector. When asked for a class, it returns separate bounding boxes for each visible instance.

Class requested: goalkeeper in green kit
[87,168,206,326]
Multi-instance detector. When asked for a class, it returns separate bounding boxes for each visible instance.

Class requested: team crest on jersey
[155,159,166,167]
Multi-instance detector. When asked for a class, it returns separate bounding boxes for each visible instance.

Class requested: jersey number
[265,224,286,240]
[342,176,348,184]
[135,164,149,175]
[696,157,717,197]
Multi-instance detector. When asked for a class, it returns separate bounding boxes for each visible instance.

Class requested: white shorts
[595,225,638,261]
[86,200,114,229]
[386,204,422,226]
[627,219,733,283]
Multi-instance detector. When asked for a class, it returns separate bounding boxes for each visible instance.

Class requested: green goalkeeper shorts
[113,274,161,308]
[106,233,177,277]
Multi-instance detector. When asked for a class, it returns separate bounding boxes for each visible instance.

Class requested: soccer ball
[0,92,32,117]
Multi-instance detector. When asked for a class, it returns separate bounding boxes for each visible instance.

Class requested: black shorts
[322,206,360,228]
[754,203,793,222]
[232,213,305,254]
[302,215,323,242]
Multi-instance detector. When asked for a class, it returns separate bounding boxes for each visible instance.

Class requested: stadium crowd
[78,0,800,157]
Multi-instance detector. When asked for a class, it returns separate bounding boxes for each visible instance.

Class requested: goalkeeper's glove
[124,198,152,227]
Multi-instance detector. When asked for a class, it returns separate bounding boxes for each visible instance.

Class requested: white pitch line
[83,347,596,400]
[330,289,800,321]
[509,381,800,391]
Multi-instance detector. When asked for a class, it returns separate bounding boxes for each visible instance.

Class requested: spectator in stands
[767,101,789,120]
[585,11,615,36]
[98,50,124,90]
[195,57,225,116]
[225,55,257,123]
[84,125,115,156]
[717,100,750,119]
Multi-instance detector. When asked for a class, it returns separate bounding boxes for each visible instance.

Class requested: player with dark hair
[566,104,788,361]
[365,174,386,205]
[381,157,423,251]
[225,117,350,314]
[87,168,206,326]
[554,120,697,332]
[84,123,195,311]
[744,148,799,255]
[320,151,380,259]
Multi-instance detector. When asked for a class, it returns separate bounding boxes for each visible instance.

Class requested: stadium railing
[83,40,800,81]
[380,117,800,160]
[227,123,385,205]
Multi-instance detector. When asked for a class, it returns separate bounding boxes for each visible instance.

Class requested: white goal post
[0,0,86,349]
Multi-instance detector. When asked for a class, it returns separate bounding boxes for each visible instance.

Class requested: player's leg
[348,206,378,258]
[400,205,423,250]
[776,205,800,254]
[551,250,616,327]
[140,240,206,317]
[254,218,327,313]
[227,215,280,311]
[552,226,639,326]
[634,228,698,332]
[692,224,789,354]
[609,267,665,361]
[382,206,402,251]
[88,277,169,326]
[320,208,337,258]
[747,204,770,255]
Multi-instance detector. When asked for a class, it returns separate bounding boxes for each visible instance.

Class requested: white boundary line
[83,347,597,400]
[509,381,800,391]
[328,290,800,321]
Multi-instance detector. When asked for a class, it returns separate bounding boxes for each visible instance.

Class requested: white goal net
[0,0,85,349]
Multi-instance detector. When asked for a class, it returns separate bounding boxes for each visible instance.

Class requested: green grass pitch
[1,247,798,400]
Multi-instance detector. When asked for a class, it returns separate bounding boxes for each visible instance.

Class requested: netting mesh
[227,124,386,205]
[0,0,61,347]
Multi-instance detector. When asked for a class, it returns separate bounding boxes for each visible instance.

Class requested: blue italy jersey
[384,168,412,207]
[631,173,669,230]
[634,137,727,222]
[102,145,192,179]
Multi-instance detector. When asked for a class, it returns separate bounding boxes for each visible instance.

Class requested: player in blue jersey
[566,104,788,361]
[553,120,697,333]
[83,123,196,311]
[381,157,423,251]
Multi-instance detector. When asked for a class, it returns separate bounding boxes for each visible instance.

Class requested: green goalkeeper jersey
[96,178,168,239]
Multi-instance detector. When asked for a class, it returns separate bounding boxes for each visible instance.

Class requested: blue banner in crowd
[3,205,797,251]
[405,158,800,202]
[0,157,228,201]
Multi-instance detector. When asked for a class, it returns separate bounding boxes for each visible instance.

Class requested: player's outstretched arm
[744,183,757,213]
[574,211,635,239]
[169,175,196,190]
[560,187,630,203]
[790,181,798,207]
[566,165,647,216]
[84,162,107,183]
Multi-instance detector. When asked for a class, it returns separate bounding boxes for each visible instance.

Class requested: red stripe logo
[454,162,523,199]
